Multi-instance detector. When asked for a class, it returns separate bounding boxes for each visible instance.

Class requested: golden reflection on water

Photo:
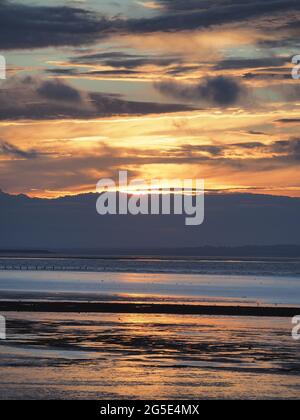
[0,312,299,399]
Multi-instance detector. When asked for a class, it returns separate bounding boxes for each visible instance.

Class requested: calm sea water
[1,256,300,277]
[0,256,300,305]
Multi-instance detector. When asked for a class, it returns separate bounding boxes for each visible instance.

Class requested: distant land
[1,190,300,254]
[1,245,300,259]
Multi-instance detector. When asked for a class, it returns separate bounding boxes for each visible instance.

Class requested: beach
[0,258,300,400]
[0,312,299,400]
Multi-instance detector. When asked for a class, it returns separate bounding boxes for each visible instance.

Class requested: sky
[0,0,300,198]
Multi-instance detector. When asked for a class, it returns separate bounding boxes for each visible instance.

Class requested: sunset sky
[0,0,300,198]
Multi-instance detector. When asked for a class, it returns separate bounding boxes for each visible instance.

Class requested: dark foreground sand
[0,300,299,317]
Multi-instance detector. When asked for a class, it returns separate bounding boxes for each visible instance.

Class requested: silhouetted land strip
[0,301,298,318]
[2,245,300,258]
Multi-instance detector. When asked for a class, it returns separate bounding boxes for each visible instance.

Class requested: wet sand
[0,312,300,400]
[0,300,299,317]
[1,268,300,399]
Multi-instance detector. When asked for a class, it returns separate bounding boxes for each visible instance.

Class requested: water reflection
[0,312,299,399]
[1,270,300,306]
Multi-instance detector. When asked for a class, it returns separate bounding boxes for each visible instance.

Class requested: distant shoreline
[1,244,300,259]
[0,301,299,318]
[1,254,300,263]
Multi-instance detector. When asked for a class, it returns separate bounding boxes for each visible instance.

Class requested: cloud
[0,76,192,121]
[46,67,145,80]
[0,140,39,159]
[36,80,82,102]
[272,139,300,161]
[128,0,300,33]
[89,92,191,115]
[53,51,185,81]
[215,57,289,71]
[242,72,291,81]
[275,118,300,125]
[1,0,299,51]
[155,76,245,106]
[174,138,300,167]
[1,138,300,198]
[0,0,113,50]
[71,51,180,69]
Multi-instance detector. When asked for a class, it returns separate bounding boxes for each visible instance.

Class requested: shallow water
[1,256,300,277]
[0,312,300,400]
[1,269,300,306]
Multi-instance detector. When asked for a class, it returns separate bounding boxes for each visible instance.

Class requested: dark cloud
[155,0,213,11]
[0,77,192,121]
[271,139,300,160]
[89,92,191,115]
[0,0,113,50]
[157,0,298,14]
[215,57,288,71]
[47,54,190,80]
[258,19,300,48]
[242,71,291,81]
[275,119,300,125]
[1,0,299,51]
[49,54,291,82]
[45,68,78,76]
[82,69,140,76]
[156,76,244,106]
[71,51,180,69]
[36,80,82,102]
[46,68,141,77]
[248,131,266,136]
[128,0,300,33]
[0,140,39,159]
[166,66,201,76]
[175,138,300,166]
